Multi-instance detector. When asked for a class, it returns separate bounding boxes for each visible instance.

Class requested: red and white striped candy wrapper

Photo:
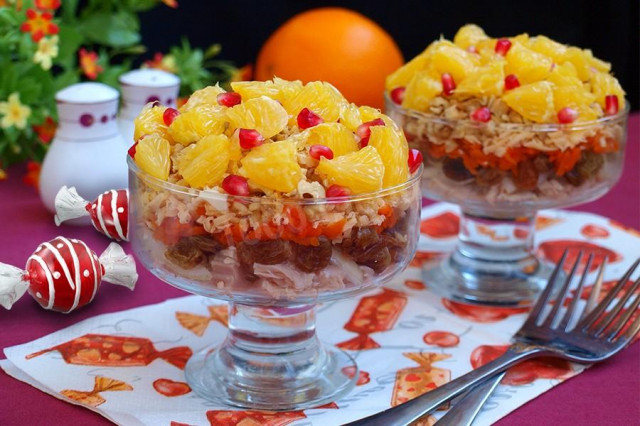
[54,186,129,241]
[0,236,137,313]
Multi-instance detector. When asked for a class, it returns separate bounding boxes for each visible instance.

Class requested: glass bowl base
[422,255,556,307]
[185,339,357,410]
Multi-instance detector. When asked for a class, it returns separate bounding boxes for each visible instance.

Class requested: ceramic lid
[119,69,180,88]
[55,82,119,104]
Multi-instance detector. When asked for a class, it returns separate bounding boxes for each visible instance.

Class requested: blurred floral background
[1,0,636,186]
[0,0,237,183]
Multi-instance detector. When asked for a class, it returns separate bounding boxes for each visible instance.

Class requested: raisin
[354,227,379,249]
[575,151,604,178]
[442,157,473,181]
[292,237,332,272]
[165,238,205,269]
[533,155,553,173]
[352,245,391,273]
[380,232,406,262]
[513,160,539,191]
[475,167,503,187]
[189,235,222,254]
[237,239,289,265]
[340,226,399,273]
[566,151,604,186]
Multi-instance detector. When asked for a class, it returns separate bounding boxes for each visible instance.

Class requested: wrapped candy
[27,333,192,369]
[54,186,129,241]
[336,287,407,350]
[0,236,137,313]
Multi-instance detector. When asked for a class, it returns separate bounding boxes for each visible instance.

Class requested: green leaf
[61,0,81,23]
[0,7,20,26]
[52,69,80,93]
[125,0,160,11]
[57,24,84,66]
[96,63,131,89]
[204,44,222,59]
[77,12,140,47]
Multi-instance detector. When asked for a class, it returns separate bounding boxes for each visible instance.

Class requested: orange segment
[240,140,303,193]
[168,105,226,145]
[226,96,288,139]
[455,61,505,96]
[453,24,488,50]
[133,104,167,141]
[284,81,348,124]
[181,84,226,111]
[368,126,409,187]
[505,42,553,84]
[134,134,171,180]
[501,81,554,123]
[402,71,442,111]
[176,135,231,189]
[315,145,384,193]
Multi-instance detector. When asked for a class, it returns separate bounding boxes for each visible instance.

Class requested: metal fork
[345,252,640,426]
[435,252,609,426]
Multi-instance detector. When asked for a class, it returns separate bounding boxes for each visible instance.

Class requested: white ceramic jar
[39,82,129,215]
[118,69,180,145]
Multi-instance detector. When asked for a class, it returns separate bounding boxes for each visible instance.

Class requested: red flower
[23,161,41,189]
[78,48,103,80]
[144,52,177,73]
[160,0,178,8]
[32,116,56,144]
[35,0,60,10]
[20,8,58,42]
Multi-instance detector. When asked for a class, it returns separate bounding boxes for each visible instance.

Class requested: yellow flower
[0,93,31,129]
[33,35,59,70]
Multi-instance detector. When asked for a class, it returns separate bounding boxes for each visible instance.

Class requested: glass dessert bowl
[127,78,422,409]
[385,24,629,306]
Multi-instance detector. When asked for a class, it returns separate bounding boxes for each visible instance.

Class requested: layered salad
[385,24,627,210]
[129,78,421,301]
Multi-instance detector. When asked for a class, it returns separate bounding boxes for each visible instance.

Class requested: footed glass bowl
[386,93,628,306]
[128,157,421,409]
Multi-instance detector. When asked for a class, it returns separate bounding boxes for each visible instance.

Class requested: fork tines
[528,250,640,343]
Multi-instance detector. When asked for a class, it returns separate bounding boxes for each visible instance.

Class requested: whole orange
[255,7,403,109]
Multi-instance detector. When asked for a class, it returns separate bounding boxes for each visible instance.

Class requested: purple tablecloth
[1,115,638,425]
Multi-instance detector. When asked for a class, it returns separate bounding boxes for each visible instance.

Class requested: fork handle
[344,346,547,426]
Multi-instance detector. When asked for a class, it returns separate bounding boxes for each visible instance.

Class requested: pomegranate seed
[309,144,334,160]
[470,106,491,123]
[390,86,406,104]
[238,129,264,149]
[495,38,512,56]
[605,95,619,116]
[441,73,456,96]
[408,149,423,174]
[297,108,324,129]
[557,107,578,124]
[217,92,242,107]
[504,74,520,91]
[467,45,479,54]
[127,142,138,158]
[222,175,249,196]
[356,118,386,147]
[162,107,179,126]
[326,184,350,198]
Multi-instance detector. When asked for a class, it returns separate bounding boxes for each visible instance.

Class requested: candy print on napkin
[2,203,640,426]
[336,287,407,350]
[537,239,622,272]
[470,345,574,386]
[62,376,133,407]
[153,378,191,397]
[27,334,192,369]
[441,299,529,323]
[176,304,228,336]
